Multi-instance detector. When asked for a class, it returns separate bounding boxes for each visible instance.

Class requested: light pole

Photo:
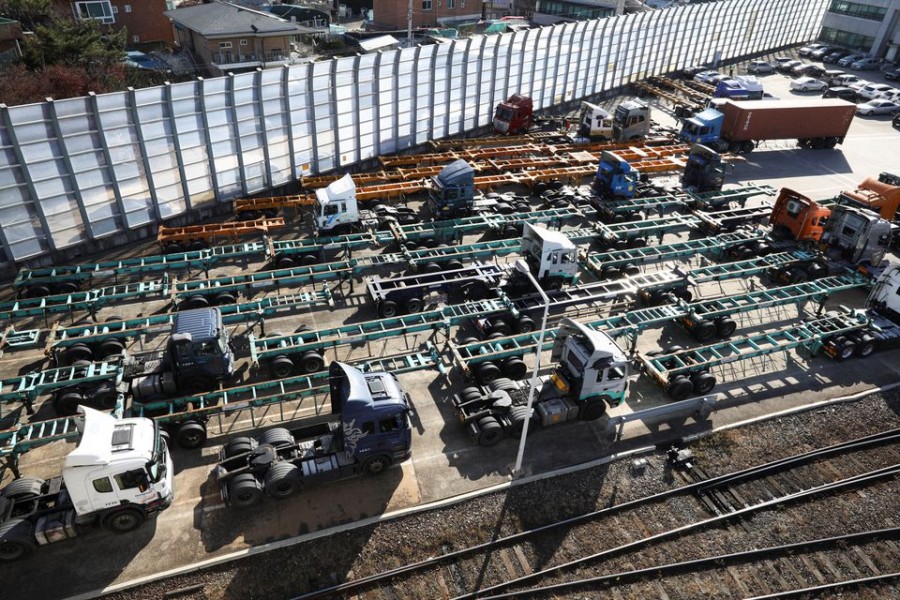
[512,259,550,478]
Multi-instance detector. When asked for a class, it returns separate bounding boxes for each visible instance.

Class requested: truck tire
[579,397,606,421]
[458,337,480,346]
[446,259,464,271]
[675,288,693,302]
[501,357,528,380]
[103,507,145,533]
[476,362,501,385]
[466,282,489,302]
[65,343,94,365]
[363,455,392,475]
[22,284,50,298]
[852,333,876,357]
[99,338,125,359]
[258,428,294,449]
[0,519,37,562]
[517,316,535,333]
[488,318,511,337]
[228,474,263,508]
[489,377,517,393]
[264,463,301,499]
[214,292,237,306]
[378,300,399,318]
[690,371,717,395]
[188,240,209,251]
[691,319,717,343]
[54,391,84,416]
[302,254,319,266]
[507,406,531,439]
[55,282,79,295]
[715,316,737,338]
[179,295,210,311]
[164,242,184,255]
[237,210,261,221]
[224,436,257,458]
[92,382,119,410]
[668,376,695,401]
[788,267,809,284]
[461,387,482,403]
[476,417,504,447]
[270,356,296,379]
[600,266,621,280]
[405,297,424,314]
[621,263,641,277]
[175,421,207,449]
[300,351,325,374]
[275,255,295,269]
[422,261,442,274]
[832,336,855,361]
[1,478,44,500]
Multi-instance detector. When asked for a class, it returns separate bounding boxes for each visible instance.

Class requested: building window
[827,1,887,22]
[132,34,140,42]
[448,0,454,8]
[820,26,876,52]
[124,4,131,12]
[240,39,248,46]
[423,0,432,10]
[219,41,233,49]
[111,5,118,12]
[74,0,115,24]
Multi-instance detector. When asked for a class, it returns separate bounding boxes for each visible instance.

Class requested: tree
[0,0,53,31]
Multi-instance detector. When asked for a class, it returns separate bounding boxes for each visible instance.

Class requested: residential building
[165,1,314,76]
[531,0,622,24]
[373,0,484,30]
[58,0,176,44]
[818,0,900,61]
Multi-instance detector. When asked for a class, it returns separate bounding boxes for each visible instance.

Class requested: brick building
[373,0,484,29]
[56,0,175,45]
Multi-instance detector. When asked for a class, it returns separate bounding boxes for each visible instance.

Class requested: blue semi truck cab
[593,150,640,199]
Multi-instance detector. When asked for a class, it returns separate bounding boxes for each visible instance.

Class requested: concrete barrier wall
[0,0,827,267]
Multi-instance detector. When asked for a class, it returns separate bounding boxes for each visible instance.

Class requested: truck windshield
[496,107,513,120]
[147,425,169,484]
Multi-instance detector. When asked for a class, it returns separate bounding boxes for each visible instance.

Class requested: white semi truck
[0,407,174,561]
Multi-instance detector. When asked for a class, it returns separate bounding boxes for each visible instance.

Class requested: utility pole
[408,0,413,45]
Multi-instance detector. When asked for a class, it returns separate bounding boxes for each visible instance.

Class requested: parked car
[857,83,895,100]
[747,60,775,74]
[823,50,853,64]
[799,42,829,57]
[832,73,862,87]
[822,87,858,102]
[682,63,715,78]
[838,54,865,67]
[884,67,900,81]
[794,64,827,78]
[893,113,900,129]
[790,62,814,75]
[810,46,838,60]
[878,89,900,103]
[848,79,872,92]
[776,59,803,73]
[822,69,845,85]
[850,57,880,71]
[694,70,723,83]
[772,56,794,65]
[790,77,828,92]
[856,99,900,116]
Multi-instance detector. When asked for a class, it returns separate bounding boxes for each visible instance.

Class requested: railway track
[294,429,900,599]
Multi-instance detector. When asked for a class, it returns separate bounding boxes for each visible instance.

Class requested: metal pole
[512,265,549,478]
[408,0,413,46]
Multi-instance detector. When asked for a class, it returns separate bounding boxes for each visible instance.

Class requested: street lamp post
[512,259,550,478]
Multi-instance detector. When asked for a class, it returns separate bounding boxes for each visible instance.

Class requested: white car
[694,70,722,83]
[877,88,900,103]
[857,83,895,100]
[790,77,828,92]
[747,60,775,74]
[856,99,900,116]
[848,79,872,92]
[831,73,861,87]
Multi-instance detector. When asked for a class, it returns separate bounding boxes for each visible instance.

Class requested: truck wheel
[675,288,693,302]
[488,318,511,337]
[458,337,480,346]
[0,519,37,562]
[258,427,294,449]
[99,339,125,359]
[363,455,392,475]
[621,263,641,277]
[690,371,717,395]
[715,317,737,338]
[163,242,184,255]
[300,351,325,374]
[264,463,301,499]
[806,261,828,280]
[579,398,606,421]
[237,210,261,221]
[270,356,296,379]
[179,295,210,311]
[275,255,295,269]
[476,417,504,447]
[104,507,145,533]
[1,478,45,500]
[54,391,84,416]
[301,254,318,266]
[517,316,535,334]
[600,266,621,280]
[691,320,717,343]
[853,333,876,357]
[214,292,236,306]
[54,281,79,295]
[228,474,263,508]
[378,300,399,318]
[224,436,257,458]
[65,343,94,365]
[405,297,424,314]
[177,375,215,394]
[490,377,517,393]
[501,357,528,380]
[93,382,120,410]
[22,284,51,298]
[423,262,442,274]
[188,240,209,252]
[446,259,464,271]
[476,362,501,385]
[507,406,531,439]
[175,421,207,449]
[461,387,482,403]
[832,336,856,361]
[668,376,695,401]
[466,282,489,302]
[788,268,809,284]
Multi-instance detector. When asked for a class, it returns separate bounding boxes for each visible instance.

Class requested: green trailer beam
[684,184,776,209]
[0,359,123,416]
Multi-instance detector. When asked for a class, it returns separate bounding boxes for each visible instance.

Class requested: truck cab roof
[66,406,156,468]
[316,173,357,207]
[330,362,408,422]
[174,308,223,343]
[434,159,475,187]
[522,222,576,255]
[555,318,628,365]
[686,107,725,129]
